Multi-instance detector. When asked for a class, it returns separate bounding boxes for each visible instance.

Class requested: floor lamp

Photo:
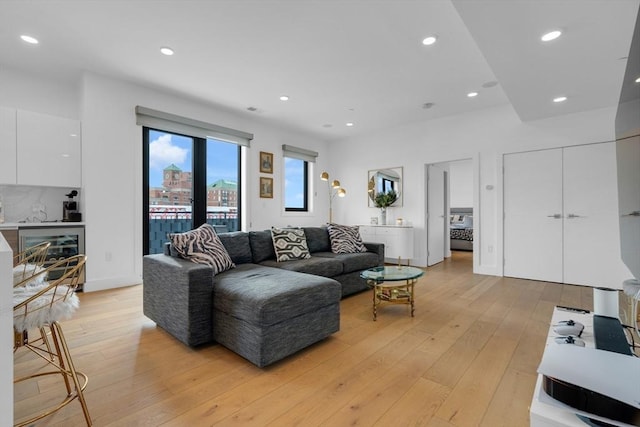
[320,171,346,223]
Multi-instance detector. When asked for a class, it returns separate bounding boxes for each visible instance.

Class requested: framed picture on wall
[260,177,273,198]
[260,151,273,174]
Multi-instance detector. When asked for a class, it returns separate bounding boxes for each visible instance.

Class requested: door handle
[566,213,583,219]
[622,211,640,217]
[547,214,562,219]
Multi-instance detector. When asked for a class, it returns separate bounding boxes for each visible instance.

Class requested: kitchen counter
[0,222,85,230]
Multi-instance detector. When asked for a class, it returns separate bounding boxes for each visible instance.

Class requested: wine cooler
[18,226,85,289]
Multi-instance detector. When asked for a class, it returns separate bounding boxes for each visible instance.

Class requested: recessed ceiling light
[279,95,289,101]
[467,92,478,98]
[541,30,562,42]
[553,96,567,103]
[422,36,437,46]
[346,122,354,127]
[635,76,640,83]
[160,47,174,56]
[20,35,39,44]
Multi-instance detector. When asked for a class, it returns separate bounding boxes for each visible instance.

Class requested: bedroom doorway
[425,158,474,269]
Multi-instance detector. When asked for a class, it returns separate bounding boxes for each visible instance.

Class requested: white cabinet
[504,142,628,288]
[16,110,81,188]
[359,225,414,262]
[0,107,17,184]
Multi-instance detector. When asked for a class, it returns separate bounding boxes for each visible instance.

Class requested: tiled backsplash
[0,185,81,223]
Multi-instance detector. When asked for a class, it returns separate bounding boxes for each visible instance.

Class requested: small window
[284,157,309,211]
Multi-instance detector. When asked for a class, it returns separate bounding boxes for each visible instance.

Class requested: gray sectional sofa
[142,226,384,367]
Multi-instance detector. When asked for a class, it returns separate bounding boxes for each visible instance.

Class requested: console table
[359,225,414,264]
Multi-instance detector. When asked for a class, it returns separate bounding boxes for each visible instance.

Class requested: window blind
[135,106,253,146]
[282,144,318,163]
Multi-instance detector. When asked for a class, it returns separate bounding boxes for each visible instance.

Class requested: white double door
[504,142,626,287]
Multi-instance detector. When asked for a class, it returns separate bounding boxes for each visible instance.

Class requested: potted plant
[374,190,398,225]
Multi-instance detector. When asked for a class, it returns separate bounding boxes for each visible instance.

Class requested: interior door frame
[425,157,476,268]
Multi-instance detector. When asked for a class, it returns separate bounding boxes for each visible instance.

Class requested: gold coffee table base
[360,266,424,321]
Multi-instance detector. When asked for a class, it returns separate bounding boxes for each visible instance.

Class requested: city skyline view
[148,129,305,208]
[148,129,239,189]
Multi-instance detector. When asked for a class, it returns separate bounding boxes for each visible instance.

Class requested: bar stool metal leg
[14,321,91,426]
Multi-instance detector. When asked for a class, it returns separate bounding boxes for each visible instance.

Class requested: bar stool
[12,241,51,285]
[13,254,91,426]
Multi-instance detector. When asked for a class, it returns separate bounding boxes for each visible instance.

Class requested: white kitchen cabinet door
[0,107,17,184]
[563,143,627,287]
[16,110,81,188]
[504,149,564,282]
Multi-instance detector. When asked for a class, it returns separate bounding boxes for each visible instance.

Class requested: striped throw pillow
[169,224,235,274]
[327,224,368,254]
[271,227,311,262]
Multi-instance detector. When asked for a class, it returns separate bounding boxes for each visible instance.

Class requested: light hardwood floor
[15,251,598,426]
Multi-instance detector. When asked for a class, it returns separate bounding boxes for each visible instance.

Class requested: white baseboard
[474,265,500,276]
[83,276,142,292]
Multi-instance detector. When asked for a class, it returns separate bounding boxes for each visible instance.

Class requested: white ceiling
[0,0,638,141]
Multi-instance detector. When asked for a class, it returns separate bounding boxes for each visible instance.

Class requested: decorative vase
[380,207,387,225]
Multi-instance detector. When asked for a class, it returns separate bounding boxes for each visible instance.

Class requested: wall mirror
[368,167,403,207]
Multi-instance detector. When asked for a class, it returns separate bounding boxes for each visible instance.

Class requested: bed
[450,207,473,251]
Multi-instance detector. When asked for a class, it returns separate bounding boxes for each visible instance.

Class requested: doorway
[425,158,474,268]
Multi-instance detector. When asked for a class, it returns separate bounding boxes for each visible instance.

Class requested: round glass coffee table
[360,266,424,320]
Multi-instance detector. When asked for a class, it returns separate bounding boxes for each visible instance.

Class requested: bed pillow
[169,224,235,274]
[271,227,311,262]
[327,224,368,254]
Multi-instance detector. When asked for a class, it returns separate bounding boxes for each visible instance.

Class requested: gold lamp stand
[321,171,346,223]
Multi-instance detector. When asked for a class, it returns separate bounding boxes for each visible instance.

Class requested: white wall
[0,66,625,281]
[1,68,331,291]
[0,66,80,119]
[80,73,330,291]
[327,103,619,274]
[449,159,473,208]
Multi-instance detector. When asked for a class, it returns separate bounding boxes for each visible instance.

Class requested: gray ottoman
[212,264,341,367]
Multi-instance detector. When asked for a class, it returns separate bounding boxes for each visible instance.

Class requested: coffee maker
[63,190,81,222]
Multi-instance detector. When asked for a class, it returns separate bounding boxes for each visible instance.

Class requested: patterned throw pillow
[271,227,311,262]
[327,224,368,254]
[169,224,235,274]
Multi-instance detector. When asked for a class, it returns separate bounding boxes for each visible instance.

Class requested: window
[143,129,243,253]
[282,145,318,213]
[138,107,253,254]
[284,157,309,211]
